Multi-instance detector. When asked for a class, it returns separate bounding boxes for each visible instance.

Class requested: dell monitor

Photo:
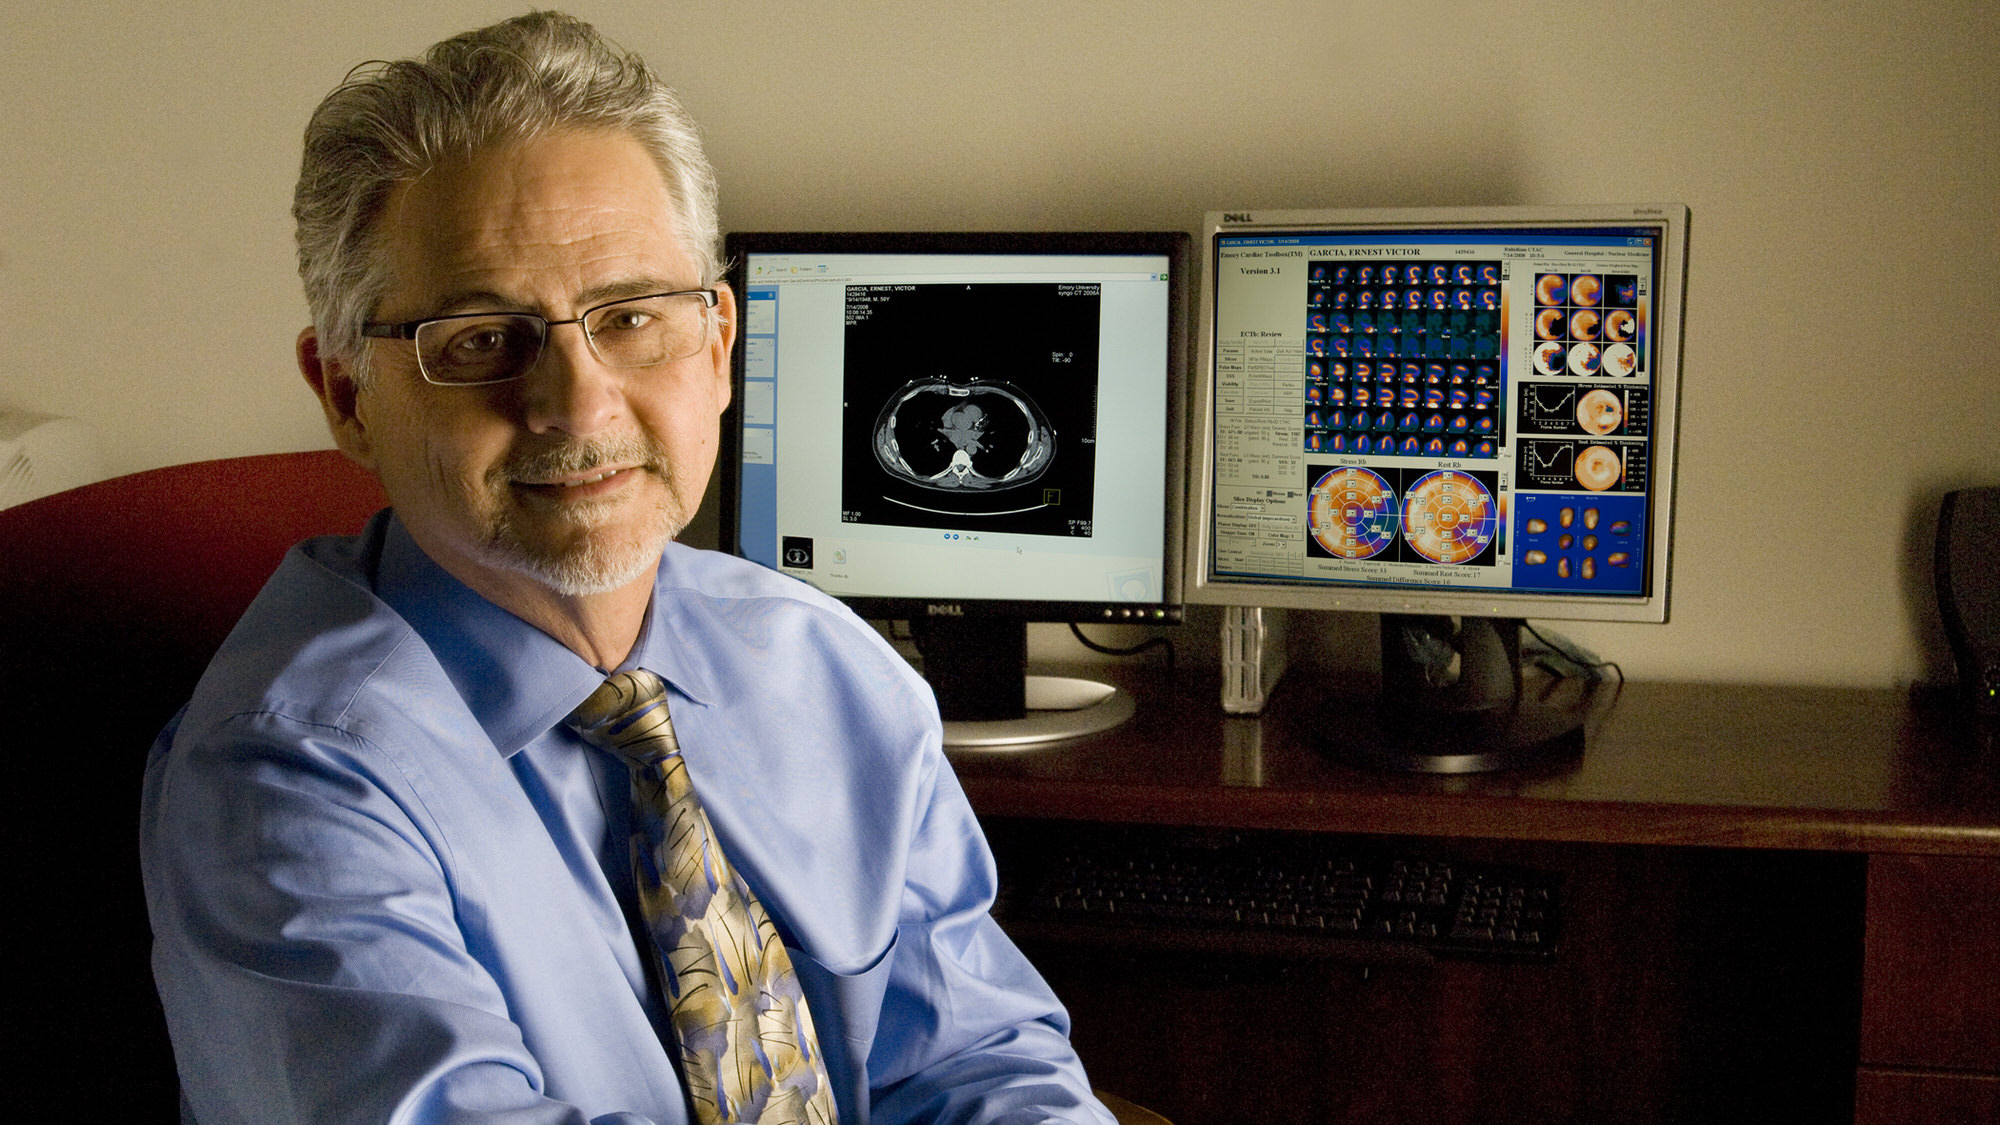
[1186,204,1689,771]
[721,231,1190,746]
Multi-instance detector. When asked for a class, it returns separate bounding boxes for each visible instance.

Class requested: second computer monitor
[1186,204,1689,770]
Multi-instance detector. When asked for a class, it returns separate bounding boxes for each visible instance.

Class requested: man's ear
[708,282,737,414]
[297,327,377,469]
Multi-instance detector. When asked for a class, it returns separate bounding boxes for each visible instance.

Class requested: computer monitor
[1186,204,1689,771]
[721,231,1190,746]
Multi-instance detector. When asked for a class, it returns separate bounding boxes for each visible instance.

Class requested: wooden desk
[949,678,2000,1125]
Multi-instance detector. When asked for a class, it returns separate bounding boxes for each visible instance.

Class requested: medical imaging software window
[1213,230,1660,598]
[738,251,1172,605]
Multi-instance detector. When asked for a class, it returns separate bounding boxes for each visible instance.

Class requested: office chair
[0,449,387,1119]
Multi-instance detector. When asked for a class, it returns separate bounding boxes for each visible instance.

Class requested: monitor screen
[721,231,1190,739]
[1187,204,1687,624]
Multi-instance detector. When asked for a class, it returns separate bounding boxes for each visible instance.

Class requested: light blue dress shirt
[142,513,1111,1125]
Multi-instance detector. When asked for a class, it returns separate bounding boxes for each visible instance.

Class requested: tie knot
[566,669,681,767]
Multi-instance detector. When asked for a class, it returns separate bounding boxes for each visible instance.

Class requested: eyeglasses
[360,288,719,386]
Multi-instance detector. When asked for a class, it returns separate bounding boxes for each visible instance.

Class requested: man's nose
[521,322,622,436]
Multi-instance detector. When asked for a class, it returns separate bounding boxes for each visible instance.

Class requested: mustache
[498,435,670,484]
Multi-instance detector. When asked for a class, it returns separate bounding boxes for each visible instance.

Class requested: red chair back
[0,449,386,1118]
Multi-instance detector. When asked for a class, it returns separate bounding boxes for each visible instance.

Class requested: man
[141,13,1114,1125]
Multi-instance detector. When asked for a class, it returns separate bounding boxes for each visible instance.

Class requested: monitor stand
[1311,614,1598,774]
[909,617,1135,749]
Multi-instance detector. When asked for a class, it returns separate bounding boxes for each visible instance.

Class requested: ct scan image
[840,282,1101,536]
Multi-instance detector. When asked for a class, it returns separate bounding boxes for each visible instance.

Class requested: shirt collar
[372,517,720,755]
[621,543,718,708]
[374,516,607,758]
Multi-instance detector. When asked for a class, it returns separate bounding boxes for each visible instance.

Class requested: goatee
[480,435,682,597]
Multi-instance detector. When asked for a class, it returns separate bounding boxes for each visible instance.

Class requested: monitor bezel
[719,229,1192,625]
[1184,203,1689,623]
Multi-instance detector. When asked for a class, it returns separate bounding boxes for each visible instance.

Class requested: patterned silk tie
[567,670,837,1125]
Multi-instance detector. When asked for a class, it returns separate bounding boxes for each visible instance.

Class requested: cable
[1520,620,1624,689]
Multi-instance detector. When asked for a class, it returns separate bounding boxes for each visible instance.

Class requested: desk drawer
[1860,854,2000,1073]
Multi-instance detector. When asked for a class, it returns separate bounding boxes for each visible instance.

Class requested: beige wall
[3,1,1995,689]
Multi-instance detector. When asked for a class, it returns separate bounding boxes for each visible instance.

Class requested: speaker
[1936,487,2000,725]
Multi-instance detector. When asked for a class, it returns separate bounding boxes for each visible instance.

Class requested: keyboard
[990,822,1562,961]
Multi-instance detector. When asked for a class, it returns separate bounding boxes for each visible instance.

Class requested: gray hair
[293,11,720,369]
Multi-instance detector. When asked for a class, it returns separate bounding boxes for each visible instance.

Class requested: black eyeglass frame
[359,287,721,386]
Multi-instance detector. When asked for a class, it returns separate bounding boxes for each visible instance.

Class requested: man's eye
[446,322,530,356]
[597,308,656,333]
